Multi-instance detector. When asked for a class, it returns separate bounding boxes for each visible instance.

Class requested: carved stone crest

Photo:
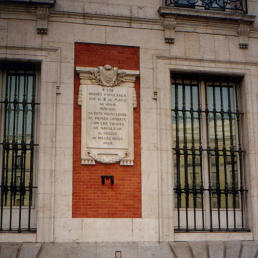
[238,23,250,49]
[86,65,127,87]
[99,65,118,86]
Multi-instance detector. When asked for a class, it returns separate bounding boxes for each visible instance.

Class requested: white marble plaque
[76,65,139,166]
[86,85,129,149]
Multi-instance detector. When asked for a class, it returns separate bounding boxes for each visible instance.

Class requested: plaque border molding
[76,65,139,166]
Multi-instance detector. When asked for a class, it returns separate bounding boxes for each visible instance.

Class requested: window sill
[174,232,253,242]
[0,233,36,242]
[158,6,255,24]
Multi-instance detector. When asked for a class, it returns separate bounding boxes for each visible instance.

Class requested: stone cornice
[0,4,257,38]
[0,3,255,25]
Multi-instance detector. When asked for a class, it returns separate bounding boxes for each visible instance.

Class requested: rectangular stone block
[184,33,200,59]
[0,244,20,258]
[97,242,138,258]
[138,242,175,258]
[208,241,224,258]
[54,218,82,242]
[240,241,258,258]
[190,241,209,258]
[170,242,193,258]
[19,243,41,258]
[200,34,216,60]
[133,219,159,241]
[83,219,133,241]
[225,241,241,258]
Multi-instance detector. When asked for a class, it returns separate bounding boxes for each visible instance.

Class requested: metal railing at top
[165,0,248,14]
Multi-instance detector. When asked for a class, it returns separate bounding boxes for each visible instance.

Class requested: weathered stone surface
[78,243,97,258]
[190,242,208,258]
[97,242,138,258]
[0,241,257,258]
[139,242,175,258]
[208,241,224,258]
[76,66,139,166]
[240,241,258,258]
[19,243,41,258]
[38,243,81,258]
[170,242,193,258]
[225,241,241,258]
[0,244,20,258]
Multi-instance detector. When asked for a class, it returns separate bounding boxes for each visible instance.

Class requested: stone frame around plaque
[76,65,139,166]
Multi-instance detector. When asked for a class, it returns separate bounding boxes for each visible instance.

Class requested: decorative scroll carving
[88,151,126,164]
[36,7,49,34]
[77,65,136,87]
[163,16,176,44]
[76,65,139,166]
[238,23,250,49]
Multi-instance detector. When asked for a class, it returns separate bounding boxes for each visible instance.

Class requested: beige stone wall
[0,0,257,242]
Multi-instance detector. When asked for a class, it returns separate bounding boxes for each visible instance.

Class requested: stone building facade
[0,0,257,257]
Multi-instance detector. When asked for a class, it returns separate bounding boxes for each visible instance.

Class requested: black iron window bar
[0,70,38,233]
[171,74,249,232]
[165,0,248,14]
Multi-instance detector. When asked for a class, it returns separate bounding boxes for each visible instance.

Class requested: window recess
[0,63,39,233]
[171,74,248,232]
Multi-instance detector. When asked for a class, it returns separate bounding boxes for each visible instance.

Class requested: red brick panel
[73,43,141,218]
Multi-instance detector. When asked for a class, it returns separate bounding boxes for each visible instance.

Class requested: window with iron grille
[0,62,39,232]
[171,74,249,232]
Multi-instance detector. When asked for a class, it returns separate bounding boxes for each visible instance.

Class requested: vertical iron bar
[220,85,229,230]
[13,74,21,229]
[205,80,213,231]
[0,73,9,230]
[198,78,205,231]
[227,85,237,231]
[4,74,12,206]
[235,82,244,229]
[9,73,18,231]
[22,73,29,228]
[174,77,181,230]
[212,83,221,230]
[28,73,36,230]
[182,76,189,231]
[190,77,197,230]
[18,72,26,232]
[14,74,21,210]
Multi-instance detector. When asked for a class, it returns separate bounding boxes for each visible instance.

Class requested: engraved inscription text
[86,85,129,149]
